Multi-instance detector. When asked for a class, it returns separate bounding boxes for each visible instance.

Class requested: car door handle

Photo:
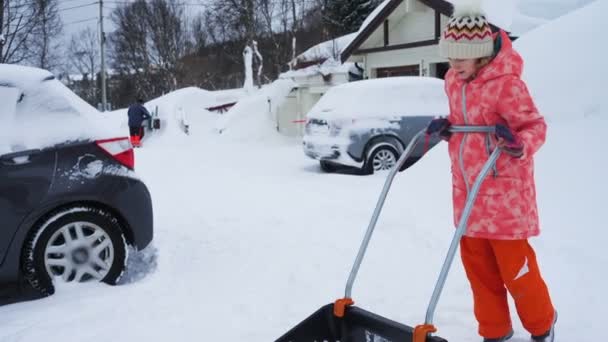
[0,149,41,165]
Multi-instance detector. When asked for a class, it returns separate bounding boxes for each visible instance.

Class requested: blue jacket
[128,103,151,127]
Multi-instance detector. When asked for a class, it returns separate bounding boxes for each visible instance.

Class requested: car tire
[364,143,400,175]
[320,161,337,173]
[22,207,128,296]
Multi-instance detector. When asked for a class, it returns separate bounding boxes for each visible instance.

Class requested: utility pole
[99,0,107,111]
[0,0,5,62]
[291,0,297,66]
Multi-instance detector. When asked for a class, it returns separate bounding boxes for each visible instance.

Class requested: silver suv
[303,77,448,174]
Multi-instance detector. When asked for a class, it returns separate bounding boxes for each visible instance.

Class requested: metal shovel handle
[343,124,500,328]
[424,139,500,325]
[345,129,427,298]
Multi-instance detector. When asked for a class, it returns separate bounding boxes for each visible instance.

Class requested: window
[376,65,420,78]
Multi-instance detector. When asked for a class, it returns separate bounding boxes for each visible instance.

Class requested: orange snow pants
[460,237,555,339]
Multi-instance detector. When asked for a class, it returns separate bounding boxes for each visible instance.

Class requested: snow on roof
[280,58,352,79]
[308,76,448,120]
[293,33,357,65]
[514,0,603,121]
[358,0,392,37]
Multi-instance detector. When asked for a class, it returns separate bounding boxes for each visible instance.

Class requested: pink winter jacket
[445,30,547,240]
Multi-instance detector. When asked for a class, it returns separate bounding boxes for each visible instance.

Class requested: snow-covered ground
[0,1,605,341]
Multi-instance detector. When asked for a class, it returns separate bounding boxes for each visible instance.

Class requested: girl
[426,3,557,342]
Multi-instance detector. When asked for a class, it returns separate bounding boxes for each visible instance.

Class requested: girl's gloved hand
[426,118,452,140]
[495,124,524,158]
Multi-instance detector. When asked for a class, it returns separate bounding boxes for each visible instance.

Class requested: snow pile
[104,81,295,147]
[0,64,117,155]
[308,77,448,120]
[514,0,604,122]
[449,0,597,35]
[210,88,248,105]
[215,79,296,142]
[144,87,218,139]
[105,87,221,147]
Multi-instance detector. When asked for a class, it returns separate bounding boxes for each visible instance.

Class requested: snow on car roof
[0,64,119,155]
[307,76,449,120]
[0,63,55,87]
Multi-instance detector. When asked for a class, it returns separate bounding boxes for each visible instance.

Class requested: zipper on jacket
[485,134,498,177]
[459,84,470,194]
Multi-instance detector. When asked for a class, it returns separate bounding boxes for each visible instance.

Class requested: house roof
[340,0,503,63]
[291,33,357,69]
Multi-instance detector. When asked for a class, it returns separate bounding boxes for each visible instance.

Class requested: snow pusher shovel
[276,125,501,342]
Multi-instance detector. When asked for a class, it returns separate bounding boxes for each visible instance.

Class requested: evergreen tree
[323,0,382,37]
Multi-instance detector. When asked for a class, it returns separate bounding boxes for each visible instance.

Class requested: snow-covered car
[303,77,449,174]
[0,64,153,299]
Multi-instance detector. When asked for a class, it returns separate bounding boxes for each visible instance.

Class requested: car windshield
[0,65,116,155]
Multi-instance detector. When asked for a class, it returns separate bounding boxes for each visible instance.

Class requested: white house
[275,33,361,137]
[340,0,508,79]
[274,0,552,136]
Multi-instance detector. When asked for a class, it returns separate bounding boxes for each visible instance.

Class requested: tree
[1,0,62,67]
[1,0,40,63]
[322,0,382,37]
[109,0,188,99]
[29,0,62,69]
[189,14,207,53]
[68,27,99,78]
[206,0,259,43]
[68,27,100,105]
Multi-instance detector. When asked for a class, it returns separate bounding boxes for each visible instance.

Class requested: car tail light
[96,137,135,170]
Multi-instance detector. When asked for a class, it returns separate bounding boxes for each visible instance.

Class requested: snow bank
[514,0,605,122]
[0,64,117,155]
[105,87,222,147]
[215,79,296,142]
[145,87,218,136]
[436,0,595,35]
[210,88,248,105]
[308,77,448,120]
[446,0,597,35]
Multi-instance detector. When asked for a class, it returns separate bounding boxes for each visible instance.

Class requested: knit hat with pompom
[439,0,494,59]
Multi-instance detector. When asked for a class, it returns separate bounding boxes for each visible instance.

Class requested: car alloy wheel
[371,148,397,171]
[23,207,128,296]
[44,221,115,283]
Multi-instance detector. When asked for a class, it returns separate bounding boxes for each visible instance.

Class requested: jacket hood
[470,30,523,85]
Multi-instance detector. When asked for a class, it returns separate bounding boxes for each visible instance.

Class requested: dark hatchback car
[0,65,153,300]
